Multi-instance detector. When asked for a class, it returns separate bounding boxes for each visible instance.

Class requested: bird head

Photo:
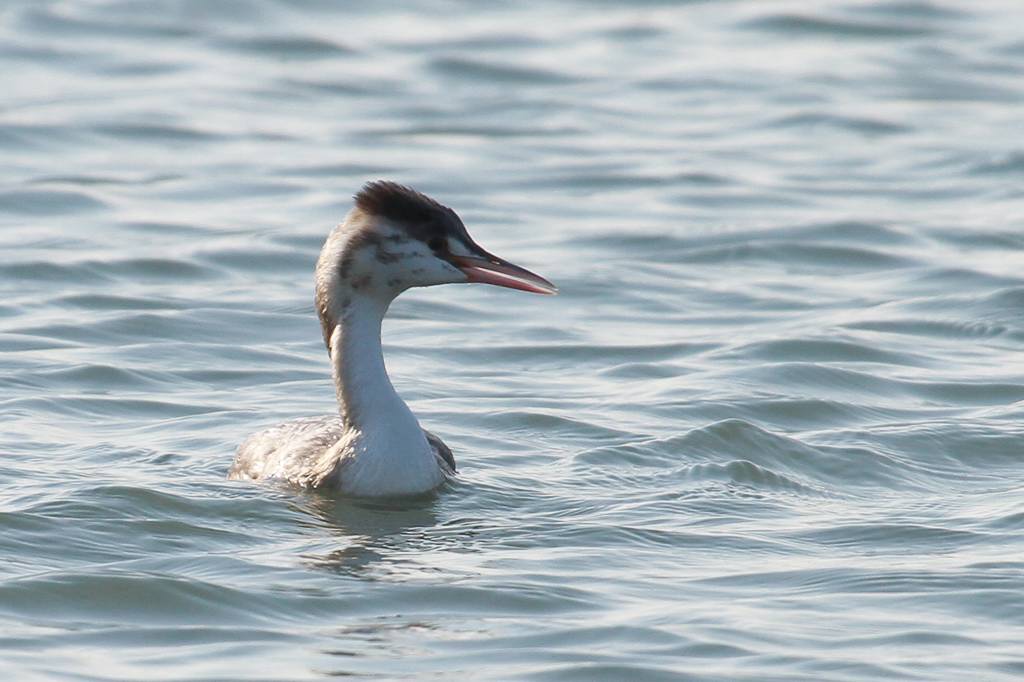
[321,181,557,300]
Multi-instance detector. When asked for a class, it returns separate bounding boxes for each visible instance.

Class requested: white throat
[330,294,408,431]
[327,292,443,495]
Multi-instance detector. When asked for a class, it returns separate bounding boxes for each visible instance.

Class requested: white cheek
[447,240,474,258]
[383,246,465,288]
[421,258,465,285]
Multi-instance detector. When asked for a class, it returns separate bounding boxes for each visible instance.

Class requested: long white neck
[310,215,453,494]
[329,294,414,433]
[325,292,442,495]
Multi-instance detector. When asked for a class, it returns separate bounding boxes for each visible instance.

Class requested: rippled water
[3,1,1024,679]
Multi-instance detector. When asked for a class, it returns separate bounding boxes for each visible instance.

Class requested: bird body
[229,182,555,496]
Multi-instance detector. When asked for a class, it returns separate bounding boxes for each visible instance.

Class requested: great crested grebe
[229,181,556,496]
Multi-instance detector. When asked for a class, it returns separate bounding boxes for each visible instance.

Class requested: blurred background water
[2,0,1024,679]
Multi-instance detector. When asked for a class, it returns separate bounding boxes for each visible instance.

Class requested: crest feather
[354,181,450,224]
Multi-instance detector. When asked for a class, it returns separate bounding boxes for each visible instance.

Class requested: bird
[228,181,557,496]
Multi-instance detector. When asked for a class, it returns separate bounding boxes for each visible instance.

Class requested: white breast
[337,425,447,496]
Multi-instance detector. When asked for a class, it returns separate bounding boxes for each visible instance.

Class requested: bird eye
[427,236,446,253]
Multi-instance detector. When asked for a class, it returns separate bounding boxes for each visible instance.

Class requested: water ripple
[2,0,1023,679]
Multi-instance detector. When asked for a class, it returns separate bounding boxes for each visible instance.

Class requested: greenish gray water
[2,1,1024,680]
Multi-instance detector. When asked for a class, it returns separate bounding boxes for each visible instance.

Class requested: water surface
[2,1,1024,679]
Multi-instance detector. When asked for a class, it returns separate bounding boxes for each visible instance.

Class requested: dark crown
[354,181,454,226]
